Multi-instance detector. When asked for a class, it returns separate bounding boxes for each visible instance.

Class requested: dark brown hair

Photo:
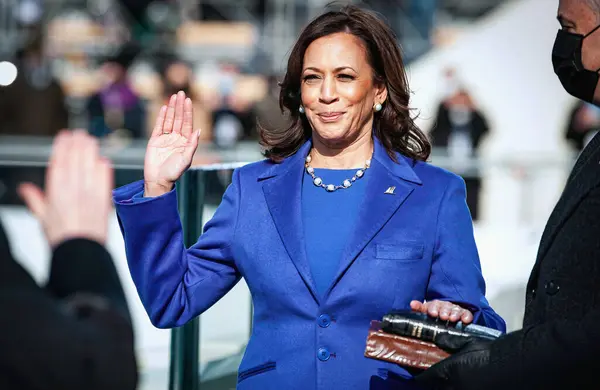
[259,4,431,163]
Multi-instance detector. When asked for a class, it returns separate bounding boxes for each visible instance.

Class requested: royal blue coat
[113,138,505,389]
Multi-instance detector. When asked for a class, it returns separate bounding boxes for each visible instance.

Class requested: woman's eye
[303,74,318,81]
[338,74,355,80]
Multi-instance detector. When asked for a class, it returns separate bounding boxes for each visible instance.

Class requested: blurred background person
[0,25,68,137]
[564,100,600,153]
[86,42,146,140]
[211,62,257,148]
[0,130,137,390]
[151,54,212,142]
[429,68,490,221]
[0,25,70,206]
[254,74,291,134]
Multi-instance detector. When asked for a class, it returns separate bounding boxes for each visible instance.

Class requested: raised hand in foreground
[18,129,113,248]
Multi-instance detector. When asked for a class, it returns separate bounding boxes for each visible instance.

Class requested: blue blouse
[301,168,368,298]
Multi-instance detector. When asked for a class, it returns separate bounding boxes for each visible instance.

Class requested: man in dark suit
[415,0,600,389]
[0,130,138,389]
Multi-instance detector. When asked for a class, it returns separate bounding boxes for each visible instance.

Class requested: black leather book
[381,310,502,343]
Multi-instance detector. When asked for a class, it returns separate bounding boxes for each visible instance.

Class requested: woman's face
[300,32,386,147]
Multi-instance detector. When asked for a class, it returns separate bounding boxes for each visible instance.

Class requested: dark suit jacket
[0,222,138,390]
[452,131,600,389]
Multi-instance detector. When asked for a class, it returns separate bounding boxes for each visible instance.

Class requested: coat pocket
[237,361,276,383]
[375,242,424,260]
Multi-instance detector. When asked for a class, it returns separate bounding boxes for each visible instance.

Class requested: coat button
[317,347,330,361]
[545,280,560,296]
[318,314,332,328]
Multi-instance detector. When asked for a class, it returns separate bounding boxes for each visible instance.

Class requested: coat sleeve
[426,175,506,332]
[113,169,242,328]
[0,238,137,390]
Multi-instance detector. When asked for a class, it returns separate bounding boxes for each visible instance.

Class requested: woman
[113,5,505,389]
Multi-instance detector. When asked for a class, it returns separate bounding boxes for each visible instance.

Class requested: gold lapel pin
[384,186,396,195]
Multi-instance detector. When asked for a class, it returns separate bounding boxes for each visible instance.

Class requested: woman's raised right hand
[144,91,201,197]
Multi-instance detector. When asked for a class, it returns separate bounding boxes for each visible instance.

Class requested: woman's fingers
[182,97,194,137]
[150,92,193,141]
[172,91,186,134]
[162,94,177,134]
[151,105,168,138]
[411,299,474,324]
[438,302,454,320]
[182,129,201,166]
[427,300,442,318]
[410,300,424,312]
[460,310,474,324]
[436,301,473,323]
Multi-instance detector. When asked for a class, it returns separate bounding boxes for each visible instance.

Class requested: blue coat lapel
[261,141,321,303]
[260,137,422,304]
[323,139,422,298]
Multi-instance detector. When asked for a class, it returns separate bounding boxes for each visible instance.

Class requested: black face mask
[552,24,600,102]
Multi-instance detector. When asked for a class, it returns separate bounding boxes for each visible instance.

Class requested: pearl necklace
[304,153,371,192]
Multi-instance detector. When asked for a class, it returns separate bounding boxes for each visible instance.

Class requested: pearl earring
[299,105,305,114]
[374,103,382,112]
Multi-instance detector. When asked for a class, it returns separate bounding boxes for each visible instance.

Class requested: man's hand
[18,130,113,248]
[414,334,493,390]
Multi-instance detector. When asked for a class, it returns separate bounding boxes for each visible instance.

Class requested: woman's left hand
[409,300,474,324]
